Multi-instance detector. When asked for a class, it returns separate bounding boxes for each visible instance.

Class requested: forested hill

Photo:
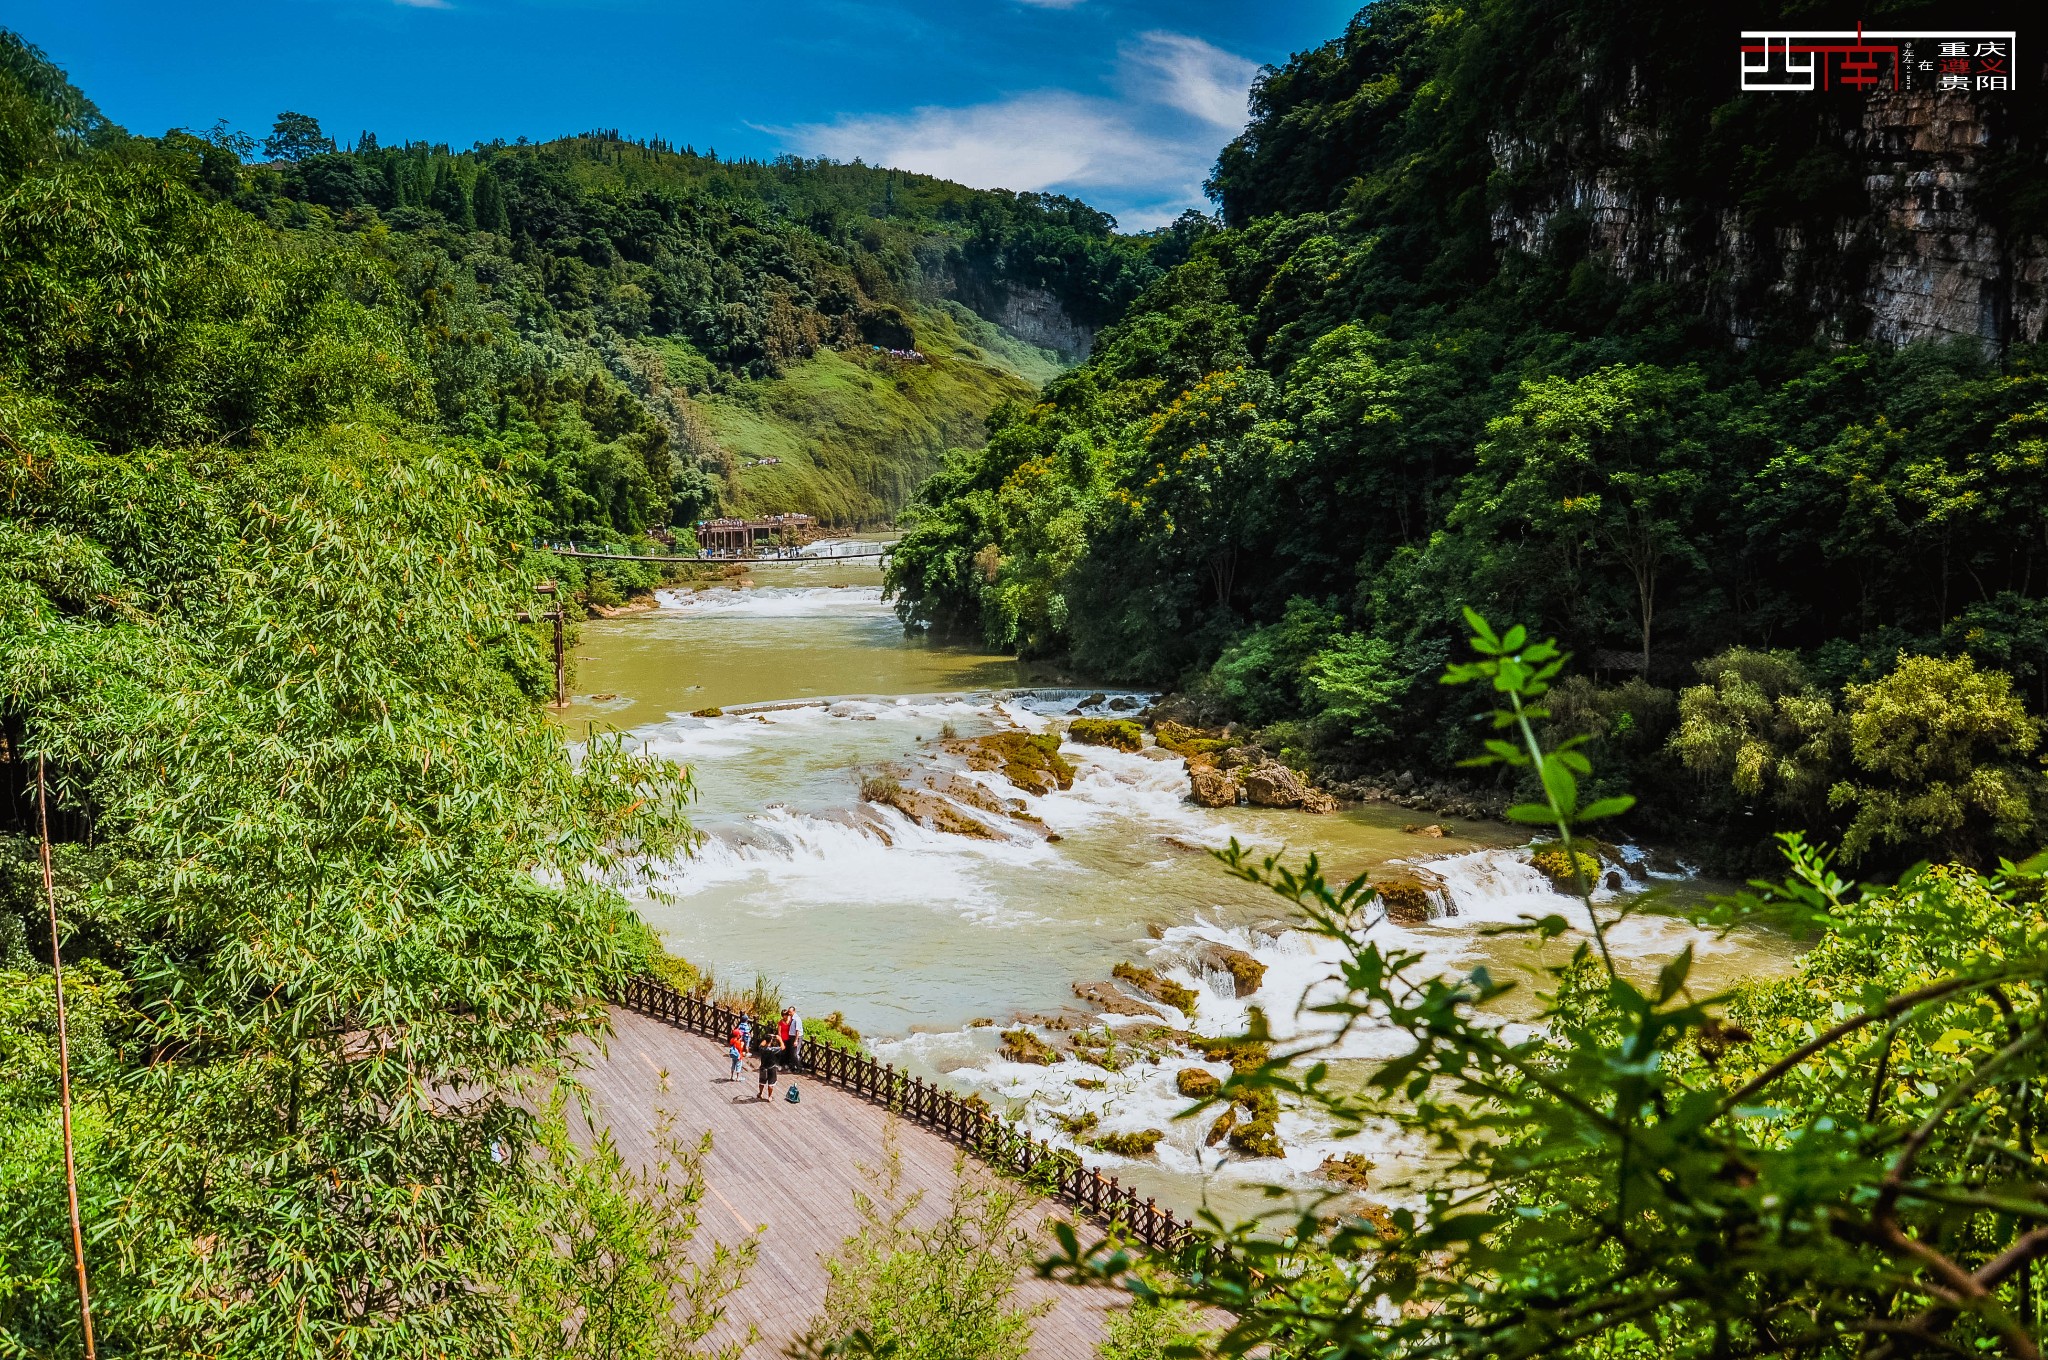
[42,52,1170,534]
[887,0,2048,870]
[233,119,1171,531]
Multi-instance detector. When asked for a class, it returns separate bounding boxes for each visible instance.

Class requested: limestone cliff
[1491,91,2045,352]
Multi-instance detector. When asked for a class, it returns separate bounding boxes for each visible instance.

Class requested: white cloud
[1124,31,1257,128]
[786,90,1184,198]
[772,30,1254,229]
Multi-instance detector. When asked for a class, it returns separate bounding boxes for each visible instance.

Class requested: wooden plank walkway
[571,1008,1120,1356]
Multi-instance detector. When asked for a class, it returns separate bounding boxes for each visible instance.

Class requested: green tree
[473,165,509,234]
[1451,365,1730,675]
[1830,652,2046,867]
[262,110,331,161]
[1670,647,1842,826]
[796,1146,1049,1360]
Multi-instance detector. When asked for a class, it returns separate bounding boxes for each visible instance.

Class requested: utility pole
[519,581,568,708]
[38,757,95,1359]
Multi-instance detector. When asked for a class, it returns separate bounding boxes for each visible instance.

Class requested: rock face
[1187,765,1240,807]
[1491,89,2048,352]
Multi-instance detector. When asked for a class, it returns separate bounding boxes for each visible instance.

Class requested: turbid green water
[567,556,1801,1219]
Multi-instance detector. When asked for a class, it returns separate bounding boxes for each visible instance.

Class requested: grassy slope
[691,301,1057,525]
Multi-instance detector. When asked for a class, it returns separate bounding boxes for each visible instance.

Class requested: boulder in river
[947,731,1076,797]
[1196,943,1266,997]
[1187,764,1240,807]
[1240,762,1339,813]
[1373,867,1452,924]
[1112,962,1198,1016]
[1072,981,1162,1018]
[1068,717,1144,751]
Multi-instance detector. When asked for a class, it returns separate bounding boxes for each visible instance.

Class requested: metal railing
[614,975,1199,1255]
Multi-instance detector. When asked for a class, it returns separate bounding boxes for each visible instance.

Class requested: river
[561,554,1802,1221]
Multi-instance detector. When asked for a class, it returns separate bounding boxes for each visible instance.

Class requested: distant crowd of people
[728,1005,804,1102]
[868,345,927,363]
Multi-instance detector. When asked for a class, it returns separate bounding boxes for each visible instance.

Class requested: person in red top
[781,1006,804,1067]
[727,1024,745,1082]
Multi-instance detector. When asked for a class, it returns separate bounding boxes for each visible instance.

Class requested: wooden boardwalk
[573,1008,1120,1355]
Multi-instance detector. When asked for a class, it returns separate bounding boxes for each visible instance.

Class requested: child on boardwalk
[727,1023,746,1081]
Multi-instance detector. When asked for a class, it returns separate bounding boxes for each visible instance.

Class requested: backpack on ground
[785,1083,800,1104]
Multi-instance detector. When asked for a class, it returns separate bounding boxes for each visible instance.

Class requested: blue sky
[9,0,1358,228]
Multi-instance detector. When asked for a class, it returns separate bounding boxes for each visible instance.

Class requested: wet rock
[1112,962,1198,1016]
[1154,720,1231,758]
[861,777,1002,840]
[933,773,1026,819]
[1531,847,1600,893]
[946,731,1076,797]
[1300,787,1341,814]
[1374,867,1452,925]
[1069,717,1144,751]
[1107,695,1139,711]
[1073,982,1162,1018]
[1204,1107,1236,1146]
[1217,744,1265,771]
[1241,762,1314,808]
[1187,765,1241,808]
[1645,847,1685,875]
[999,1028,1061,1065]
[1404,823,1445,838]
[1090,1128,1163,1157]
[1196,944,1266,997]
[1318,1153,1375,1190]
[1605,870,1625,892]
[1228,1115,1284,1158]
[1176,1067,1221,1098]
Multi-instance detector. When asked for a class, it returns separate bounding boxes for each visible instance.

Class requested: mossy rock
[950,730,1076,796]
[1073,1077,1106,1091]
[1227,1116,1284,1158]
[999,1028,1060,1065]
[1375,880,1435,925]
[1154,719,1231,758]
[1234,1086,1279,1119]
[1194,1033,1271,1075]
[1055,1110,1099,1137]
[1196,943,1266,996]
[1531,846,1601,893]
[1074,980,1163,1018]
[1112,961,1199,1017]
[1318,1152,1375,1190]
[1091,1128,1164,1157]
[690,706,724,718]
[1069,717,1144,752]
[1204,1106,1237,1146]
[1176,1067,1220,1099]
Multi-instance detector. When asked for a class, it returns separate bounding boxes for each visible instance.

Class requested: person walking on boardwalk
[756,1032,784,1102]
[727,1023,746,1081]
